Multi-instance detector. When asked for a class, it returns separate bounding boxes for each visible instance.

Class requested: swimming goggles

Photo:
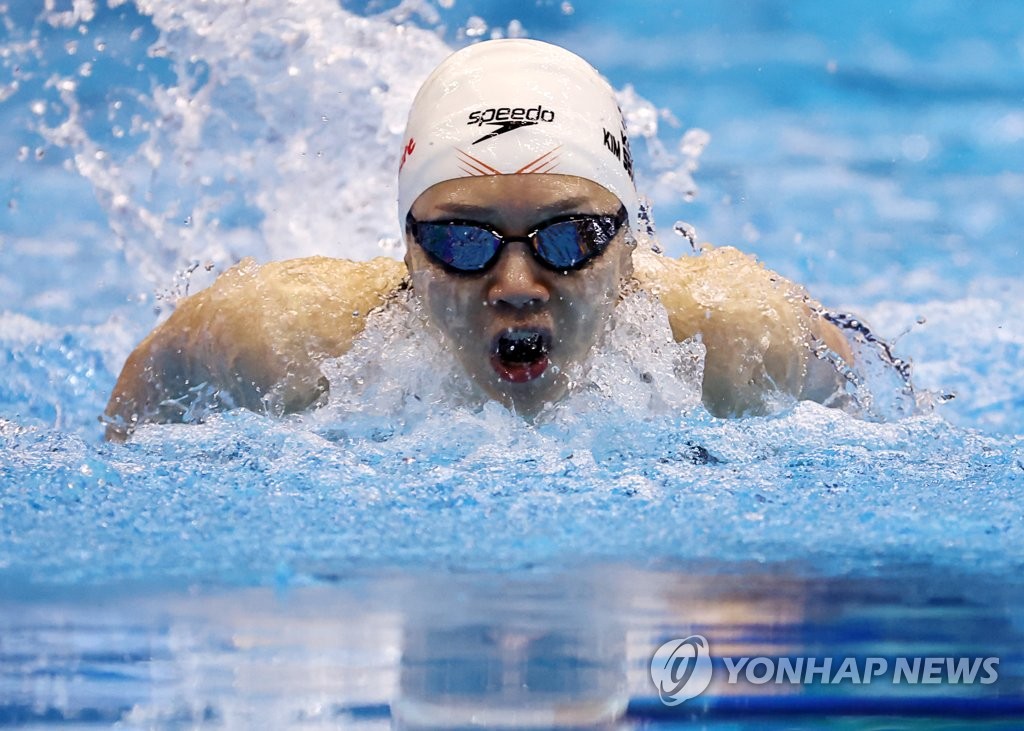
[406,205,627,274]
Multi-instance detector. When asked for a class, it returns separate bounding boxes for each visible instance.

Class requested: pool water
[1,0,1023,727]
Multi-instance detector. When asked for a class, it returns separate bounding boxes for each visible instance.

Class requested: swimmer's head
[398,40,638,414]
[397,39,639,233]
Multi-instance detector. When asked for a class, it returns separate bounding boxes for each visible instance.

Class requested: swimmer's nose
[487,242,550,309]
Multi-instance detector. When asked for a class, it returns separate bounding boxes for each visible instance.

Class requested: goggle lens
[409,206,627,273]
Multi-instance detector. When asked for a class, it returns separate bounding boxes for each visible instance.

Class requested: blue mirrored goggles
[406,206,628,274]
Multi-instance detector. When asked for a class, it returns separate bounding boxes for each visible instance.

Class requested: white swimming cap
[397,39,639,233]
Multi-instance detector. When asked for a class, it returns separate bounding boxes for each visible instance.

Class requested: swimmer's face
[404,174,634,415]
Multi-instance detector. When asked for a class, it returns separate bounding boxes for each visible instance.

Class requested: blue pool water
[1,0,1023,727]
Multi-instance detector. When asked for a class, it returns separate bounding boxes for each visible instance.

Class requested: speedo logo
[467,105,556,144]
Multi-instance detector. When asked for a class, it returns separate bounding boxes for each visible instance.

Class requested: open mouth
[490,328,552,383]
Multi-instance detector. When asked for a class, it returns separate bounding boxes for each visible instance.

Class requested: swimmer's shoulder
[241,255,409,353]
[631,245,763,341]
[631,245,853,416]
[248,255,408,303]
[103,255,407,441]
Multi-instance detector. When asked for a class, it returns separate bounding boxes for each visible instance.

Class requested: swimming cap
[397,39,639,233]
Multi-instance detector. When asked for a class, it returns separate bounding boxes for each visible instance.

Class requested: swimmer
[103,39,853,442]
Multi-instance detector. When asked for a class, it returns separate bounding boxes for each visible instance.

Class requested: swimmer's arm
[103,256,407,441]
[632,246,853,417]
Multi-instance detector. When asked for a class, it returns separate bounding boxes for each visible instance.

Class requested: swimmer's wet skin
[102,39,853,441]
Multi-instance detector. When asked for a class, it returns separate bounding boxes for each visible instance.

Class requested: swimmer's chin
[479,366,569,420]
[490,353,550,383]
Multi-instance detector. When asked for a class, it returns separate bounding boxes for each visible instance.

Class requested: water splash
[311,284,704,439]
[2,0,1020,594]
[817,308,945,421]
[11,0,451,292]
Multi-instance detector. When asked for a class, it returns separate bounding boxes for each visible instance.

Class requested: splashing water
[2,3,1024,726]
[0,0,1021,588]
[8,0,451,290]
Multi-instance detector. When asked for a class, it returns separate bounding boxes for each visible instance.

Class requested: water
[1,0,1023,727]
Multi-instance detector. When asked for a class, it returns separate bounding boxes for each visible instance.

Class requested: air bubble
[561,2,574,14]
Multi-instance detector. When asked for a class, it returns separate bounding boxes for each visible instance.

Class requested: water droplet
[672,220,697,250]
[0,81,18,103]
[679,128,710,157]
[465,16,487,37]
[901,134,930,162]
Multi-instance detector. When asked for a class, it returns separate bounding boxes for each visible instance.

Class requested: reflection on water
[2,564,1022,728]
[394,571,630,728]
